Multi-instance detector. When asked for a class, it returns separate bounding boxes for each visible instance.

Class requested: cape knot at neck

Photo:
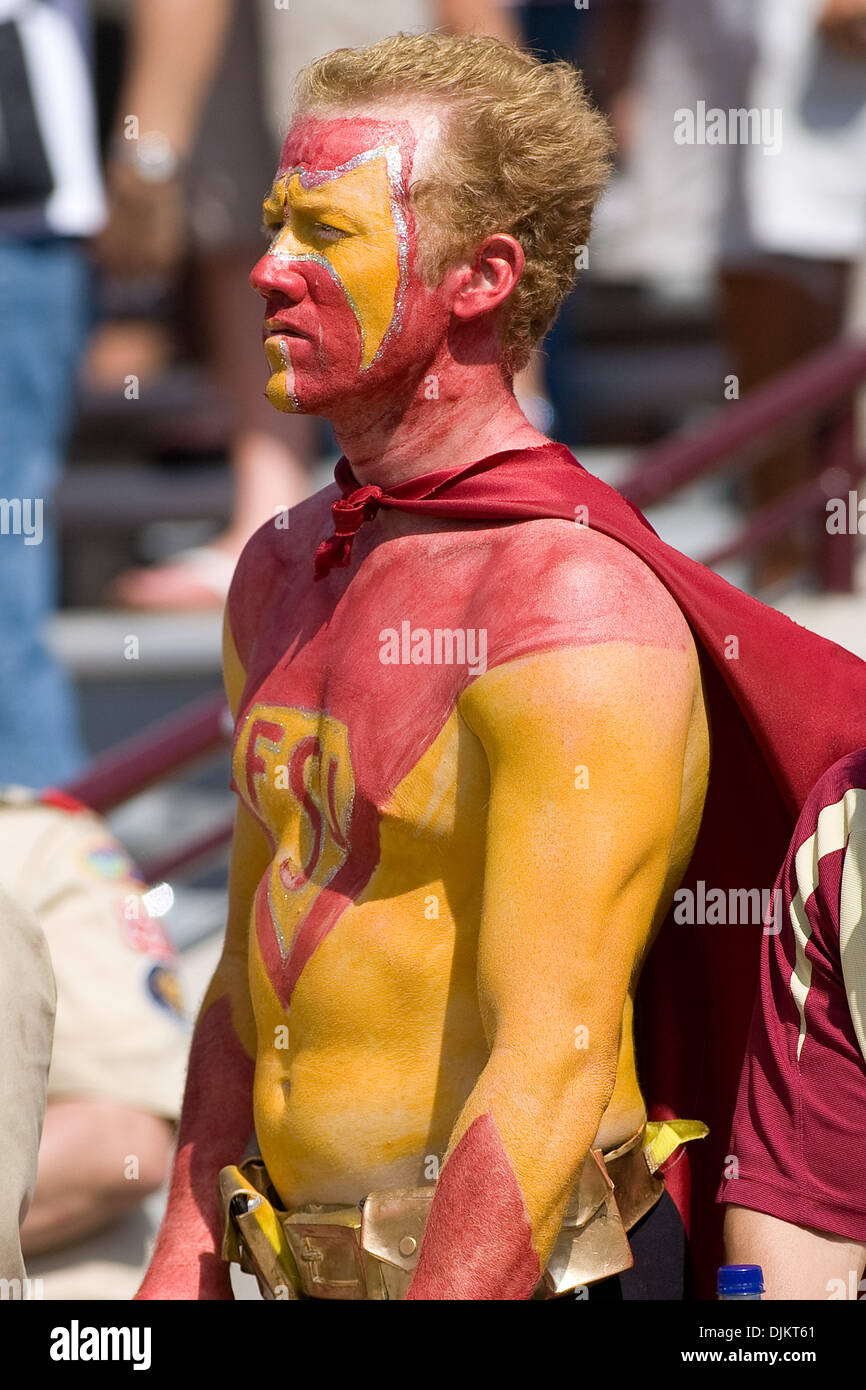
[332,483,384,537]
[314,479,384,579]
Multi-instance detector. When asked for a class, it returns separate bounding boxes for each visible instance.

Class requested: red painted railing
[61,693,236,882]
[622,337,866,590]
[62,692,233,814]
[62,338,866,883]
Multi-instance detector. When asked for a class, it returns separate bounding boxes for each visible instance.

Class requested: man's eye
[313,222,349,241]
[259,218,348,244]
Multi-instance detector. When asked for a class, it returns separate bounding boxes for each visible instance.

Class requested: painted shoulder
[226,483,338,668]
[468,515,694,657]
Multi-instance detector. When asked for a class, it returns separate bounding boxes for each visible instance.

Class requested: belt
[218,1122,696,1301]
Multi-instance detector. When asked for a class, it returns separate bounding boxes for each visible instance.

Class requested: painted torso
[228,488,710,1208]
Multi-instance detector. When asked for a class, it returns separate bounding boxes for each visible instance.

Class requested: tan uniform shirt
[0,790,189,1298]
[0,886,55,1290]
[0,791,187,1117]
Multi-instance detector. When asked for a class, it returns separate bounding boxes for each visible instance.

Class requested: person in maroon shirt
[721,748,866,1299]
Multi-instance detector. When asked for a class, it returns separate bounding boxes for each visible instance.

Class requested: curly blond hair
[293,31,613,374]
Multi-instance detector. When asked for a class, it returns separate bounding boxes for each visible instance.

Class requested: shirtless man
[138,31,711,1301]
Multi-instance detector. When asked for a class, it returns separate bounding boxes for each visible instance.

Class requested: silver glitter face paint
[268,142,410,372]
[278,338,300,412]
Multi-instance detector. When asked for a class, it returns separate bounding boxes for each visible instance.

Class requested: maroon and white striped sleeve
[718,748,866,1241]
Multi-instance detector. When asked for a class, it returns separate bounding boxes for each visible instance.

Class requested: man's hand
[94,161,187,277]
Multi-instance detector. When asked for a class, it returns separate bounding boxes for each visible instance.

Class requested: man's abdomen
[250,883,489,1206]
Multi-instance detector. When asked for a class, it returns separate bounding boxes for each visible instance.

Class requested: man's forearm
[115,0,232,157]
[407,1054,615,1299]
[20,1100,173,1257]
[407,1110,541,1299]
[136,993,254,1300]
[725,1204,866,1300]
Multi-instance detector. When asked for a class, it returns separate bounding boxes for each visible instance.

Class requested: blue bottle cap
[717,1264,764,1296]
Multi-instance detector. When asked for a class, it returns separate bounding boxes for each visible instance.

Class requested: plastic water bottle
[717,1265,764,1300]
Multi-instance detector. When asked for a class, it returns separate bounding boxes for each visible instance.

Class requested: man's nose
[249,253,308,303]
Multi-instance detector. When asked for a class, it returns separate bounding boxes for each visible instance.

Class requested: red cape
[316,440,866,1296]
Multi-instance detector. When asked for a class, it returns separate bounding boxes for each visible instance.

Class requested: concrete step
[49,609,223,680]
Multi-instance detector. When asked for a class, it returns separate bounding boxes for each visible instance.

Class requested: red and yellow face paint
[251,116,426,415]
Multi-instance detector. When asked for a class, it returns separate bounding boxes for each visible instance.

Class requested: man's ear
[450,234,525,323]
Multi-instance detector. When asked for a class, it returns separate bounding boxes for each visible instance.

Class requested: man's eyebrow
[263,177,367,225]
[262,183,286,217]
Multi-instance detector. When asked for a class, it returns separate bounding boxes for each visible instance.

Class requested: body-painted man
[137,32,866,1301]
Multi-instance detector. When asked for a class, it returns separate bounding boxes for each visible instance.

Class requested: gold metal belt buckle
[280,1190,435,1301]
[360,1189,434,1301]
[218,1165,302,1300]
[282,1207,377,1300]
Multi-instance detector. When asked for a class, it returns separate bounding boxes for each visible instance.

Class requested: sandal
[108,545,239,611]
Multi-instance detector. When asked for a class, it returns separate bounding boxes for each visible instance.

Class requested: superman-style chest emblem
[232,703,379,1006]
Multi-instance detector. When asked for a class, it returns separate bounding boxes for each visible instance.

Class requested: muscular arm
[407,635,695,1299]
[725,1205,866,1300]
[111,0,231,157]
[136,616,268,1300]
[97,0,231,275]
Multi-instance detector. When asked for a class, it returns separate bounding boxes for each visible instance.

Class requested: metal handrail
[61,692,232,814]
[621,337,866,510]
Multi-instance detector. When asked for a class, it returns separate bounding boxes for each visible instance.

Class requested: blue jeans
[0,237,89,787]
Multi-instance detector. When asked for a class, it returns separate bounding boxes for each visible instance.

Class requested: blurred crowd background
[1,0,864,1300]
